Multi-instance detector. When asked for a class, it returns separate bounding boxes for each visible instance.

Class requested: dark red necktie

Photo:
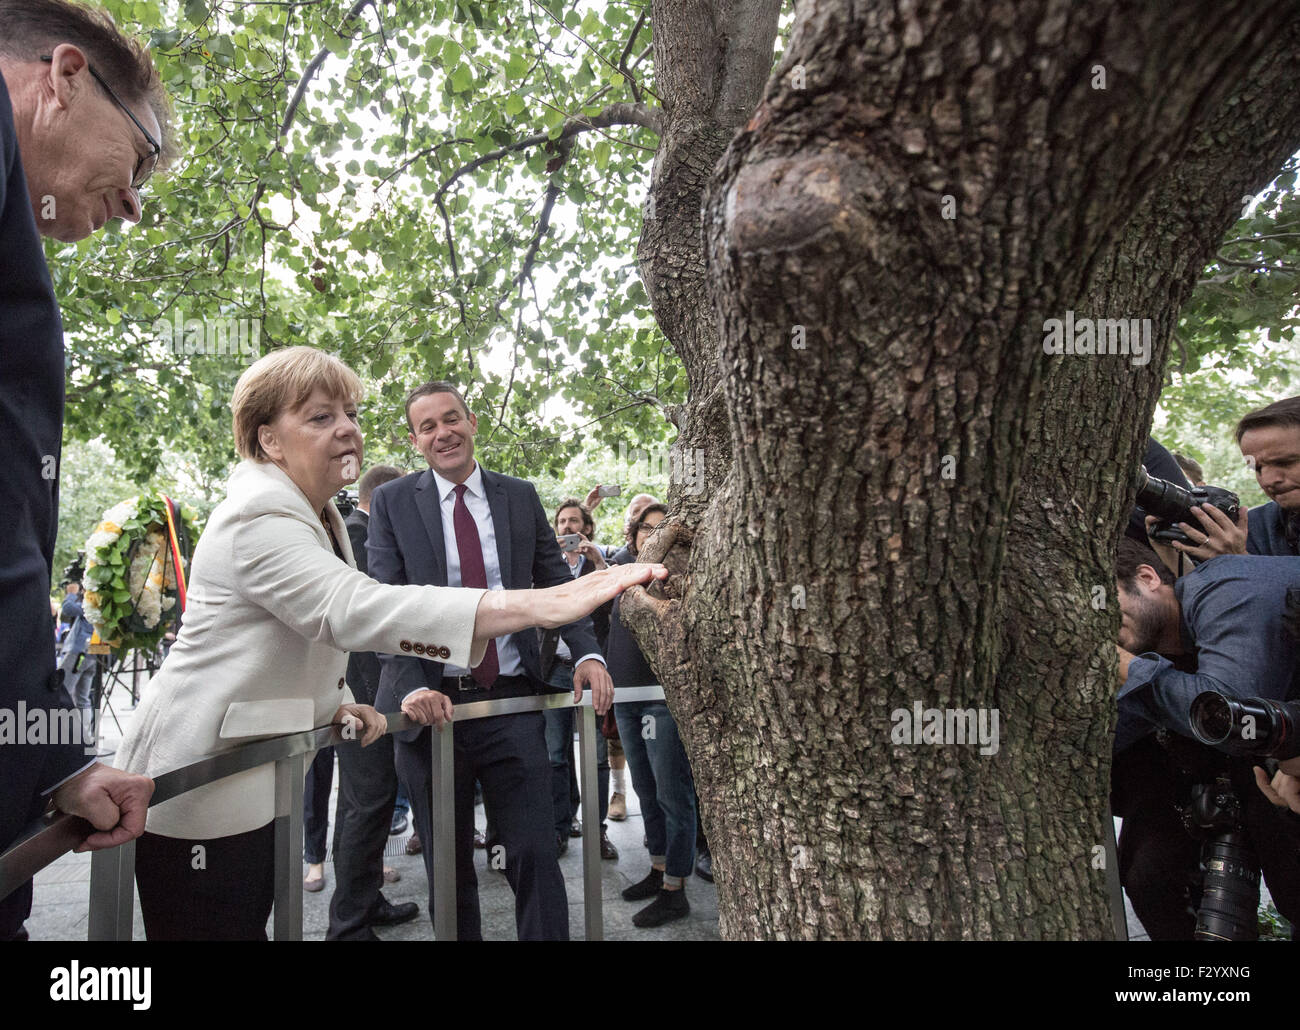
[453,483,498,686]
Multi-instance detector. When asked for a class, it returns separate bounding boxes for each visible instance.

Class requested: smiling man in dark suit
[367,382,611,940]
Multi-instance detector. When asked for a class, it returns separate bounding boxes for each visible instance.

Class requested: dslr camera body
[1135,466,1240,545]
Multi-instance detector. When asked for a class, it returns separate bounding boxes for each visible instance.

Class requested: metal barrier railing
[0,684,667,941]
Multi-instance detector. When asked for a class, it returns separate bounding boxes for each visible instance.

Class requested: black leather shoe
[632,887,689,928]
[621,867,663,901]
[570,817,583,838]
[390,810,409,836]
[695,849,713,882]
[368,897,419,927]
[600,829,619,861]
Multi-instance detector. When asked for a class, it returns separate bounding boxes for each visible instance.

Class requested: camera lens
[1190,693,1234,745]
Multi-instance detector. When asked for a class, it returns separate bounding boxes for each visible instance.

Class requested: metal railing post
[87,839,135,941]
[577,703,602,941]
[431,721,457,940]
[272,752,305,941]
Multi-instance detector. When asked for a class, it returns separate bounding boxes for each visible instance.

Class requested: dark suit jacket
[0,71,87,866]
[343,508,383,706]
[367,465,601,736]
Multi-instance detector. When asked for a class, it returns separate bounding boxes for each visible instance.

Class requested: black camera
[60,550,86,588]
[1135,466,1240,545]
[333,489,358,518]
[1161,732,1263,941]
[1181,774,1261,941]
[1190,691,1300,760]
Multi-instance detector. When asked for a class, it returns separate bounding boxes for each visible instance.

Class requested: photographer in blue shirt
[1112,540,1300,938]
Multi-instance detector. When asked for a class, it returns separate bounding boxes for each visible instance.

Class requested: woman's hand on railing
[473,562,668,640]
[333,703,387,747]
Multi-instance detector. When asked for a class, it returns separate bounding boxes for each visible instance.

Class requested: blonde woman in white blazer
[116,346,665,940]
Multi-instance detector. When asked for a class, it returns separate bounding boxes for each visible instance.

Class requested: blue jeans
[613,700,695,884]
[544,663,608,837]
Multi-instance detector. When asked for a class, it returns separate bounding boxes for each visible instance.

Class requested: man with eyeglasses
[0,1,170,941]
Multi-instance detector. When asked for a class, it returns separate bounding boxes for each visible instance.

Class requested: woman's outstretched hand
[540,562,669,627]
[472,563,668,642]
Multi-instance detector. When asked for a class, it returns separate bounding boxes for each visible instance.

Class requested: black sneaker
[621,867,663,901]
[632,888,689,928]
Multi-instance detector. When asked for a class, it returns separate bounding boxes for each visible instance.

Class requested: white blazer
[116,459,487,839]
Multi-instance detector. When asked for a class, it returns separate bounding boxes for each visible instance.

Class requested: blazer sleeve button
[399,640,413,652]
[337,677,345,690]
[438,646,451,659]
[413,643,426,655]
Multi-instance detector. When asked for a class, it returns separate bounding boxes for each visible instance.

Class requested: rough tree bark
[627,0,1300,939]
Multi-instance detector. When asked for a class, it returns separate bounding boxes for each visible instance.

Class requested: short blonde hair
[231,347,364,461]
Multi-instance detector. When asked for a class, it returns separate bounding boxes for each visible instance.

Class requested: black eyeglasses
[40,55,160,190]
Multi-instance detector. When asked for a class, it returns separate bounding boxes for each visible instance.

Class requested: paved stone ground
[23,680,719,941]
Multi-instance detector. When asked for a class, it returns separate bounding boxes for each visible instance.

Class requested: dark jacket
[343,508,383,706]
[1246,500,1300,557]
[603,544,657,688]
[0,70,88,870]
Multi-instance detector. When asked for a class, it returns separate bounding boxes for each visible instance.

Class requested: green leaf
[451,63,474,92]
[506,54,529,80]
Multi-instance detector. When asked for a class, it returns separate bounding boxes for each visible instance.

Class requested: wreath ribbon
[161,494,189,612]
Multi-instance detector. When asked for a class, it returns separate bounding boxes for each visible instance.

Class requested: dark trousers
[1114,736,1300,940]
[327,735,399,940]
[303,746,335,864]
[135,823,275,940]
[397,707,567,940]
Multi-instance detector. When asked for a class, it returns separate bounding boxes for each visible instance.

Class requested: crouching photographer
[1112,539,1300,939]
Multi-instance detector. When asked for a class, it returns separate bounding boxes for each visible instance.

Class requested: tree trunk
[630,0,1300,938]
